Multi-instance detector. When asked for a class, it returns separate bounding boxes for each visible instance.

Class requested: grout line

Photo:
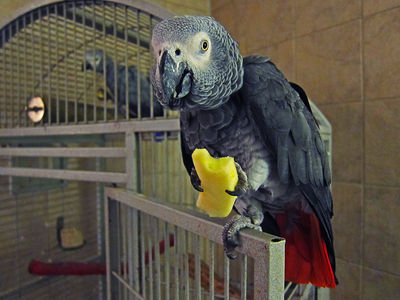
[292,0,296,82]
[332,181,398,189]
[364,96,400,102]
[249,4,400,56]
[363,3,400,19]
[316,99,363,107]
[249,15,362,55]
[336,257,400,277]
[360,0,366,297]
[362,265,400,278]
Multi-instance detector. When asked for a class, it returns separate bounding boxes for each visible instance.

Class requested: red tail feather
[276,212,336,288]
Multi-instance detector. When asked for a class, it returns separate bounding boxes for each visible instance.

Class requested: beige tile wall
[212,0,400,299]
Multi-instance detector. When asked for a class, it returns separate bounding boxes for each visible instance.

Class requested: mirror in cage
[24,96,45,123]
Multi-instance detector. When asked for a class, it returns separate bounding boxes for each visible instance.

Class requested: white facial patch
[152,32,212,74]
[184,32,211,71]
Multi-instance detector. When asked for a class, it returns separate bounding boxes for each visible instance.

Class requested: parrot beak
[159,50,191,109]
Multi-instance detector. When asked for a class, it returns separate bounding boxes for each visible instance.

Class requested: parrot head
[151,16,243,110]
[82,49,113,74]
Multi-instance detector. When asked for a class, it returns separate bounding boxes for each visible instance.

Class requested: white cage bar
[105,188,285,300]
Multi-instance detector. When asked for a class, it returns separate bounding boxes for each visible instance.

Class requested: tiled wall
[212,1,400,299]
[146,0,210,15]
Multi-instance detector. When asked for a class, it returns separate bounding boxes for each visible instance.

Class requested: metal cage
[0,1,173,299]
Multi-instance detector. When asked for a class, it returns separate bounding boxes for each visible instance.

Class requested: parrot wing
[240,55,336,283]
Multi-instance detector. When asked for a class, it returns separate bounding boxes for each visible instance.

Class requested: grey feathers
[83,49,163,118]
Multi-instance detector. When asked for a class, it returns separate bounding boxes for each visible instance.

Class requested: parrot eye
[201,40,209,51]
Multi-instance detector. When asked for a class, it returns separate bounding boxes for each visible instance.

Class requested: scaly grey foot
[222,214,262,259]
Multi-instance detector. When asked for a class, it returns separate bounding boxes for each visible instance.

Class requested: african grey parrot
[83,49,164,118]
[151,16,337,288]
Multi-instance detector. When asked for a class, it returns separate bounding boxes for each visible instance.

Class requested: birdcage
[0,1,173,299]
[0,1,332,299]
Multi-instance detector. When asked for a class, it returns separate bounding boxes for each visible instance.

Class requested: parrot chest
[180,99,273,189]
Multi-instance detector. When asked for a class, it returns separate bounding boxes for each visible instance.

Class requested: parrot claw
[222,214,262,259]
[225,162,249,197]
[190,168,203,192]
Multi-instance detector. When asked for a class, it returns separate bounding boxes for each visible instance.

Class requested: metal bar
[121,205,128,300]
[193,234,201,300]
[102,1,107,122]
[0,167,127,183]
[112,271,144,300]
[46,6,52,125]
[164,221,170,300]
[55,6,60,124]
[125,131,137,190]
[136,129,143,193]
[116,201,123,298]
[165,133,169,199]
[184,231,189,300]
[0,118,180,137]
[124,6,129,120]
[38,8,44,127]
[286,283,298,300]
[149,16,154,118]
[224,254,230,300]
[23,13,28,127]
[29,11,35,127]
[9,24,14,128]
[132,208,140,299]
[253,237,285,300]
[151,130,156,199]
[147,215,154,300]
[241,254,248,300]
[73,1,78,123]
[82,3,87,123]
[140,211,146,300]
[136,10,141,119]
[113,3,118,121]
[16,19,21,127]
[154,218,161,300]
[209,240,214,300]
[284,282,295,294]
[2,29,6,127]
[92,2,97,123]
[63,2,68,124]
[174,225,179,300]
[0,147,126,157]
[105,196,112,300]
[127,208,134,298]
[104,188,281,258]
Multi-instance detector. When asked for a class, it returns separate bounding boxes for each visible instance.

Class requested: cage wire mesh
[0,0,170,128]
[0,0,173,299]
[108,199,257,300]
[0,1,333,299]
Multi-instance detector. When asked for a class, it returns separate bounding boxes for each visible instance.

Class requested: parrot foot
[225,162,249,197]
[190,167,203,192]
[222,214,262,259]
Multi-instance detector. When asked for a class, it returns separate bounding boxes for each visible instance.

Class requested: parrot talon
[222,215,262,259]
[190,168,203,192]
[225,162,249,197]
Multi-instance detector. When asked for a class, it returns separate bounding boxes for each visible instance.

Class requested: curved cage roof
[0,0,172,128]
